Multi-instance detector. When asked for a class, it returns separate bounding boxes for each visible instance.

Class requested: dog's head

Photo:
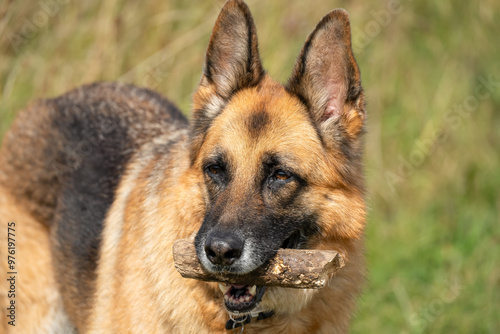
[191,0,365,315]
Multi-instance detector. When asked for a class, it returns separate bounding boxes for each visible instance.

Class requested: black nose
[204,234,243,266]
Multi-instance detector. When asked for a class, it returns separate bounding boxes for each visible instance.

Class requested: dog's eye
[207,164,222,175]
[273,169,291,181]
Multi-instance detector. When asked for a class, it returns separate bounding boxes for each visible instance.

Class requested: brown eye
[208,164,222,175]
[274,170,291,180]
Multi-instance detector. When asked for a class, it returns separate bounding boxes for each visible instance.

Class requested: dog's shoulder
[0,81,188,329]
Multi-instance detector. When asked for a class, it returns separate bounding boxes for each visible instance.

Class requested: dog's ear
[203,0,263,97]
[195,0,263,108]
[190,0,263,162]
[287,9,365,144]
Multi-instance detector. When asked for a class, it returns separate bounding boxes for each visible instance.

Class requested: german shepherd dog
[0,0,366,333]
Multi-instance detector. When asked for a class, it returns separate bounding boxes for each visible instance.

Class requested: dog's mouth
[218,283,266,313]
[281,228,306,249]
[214,228,314,313]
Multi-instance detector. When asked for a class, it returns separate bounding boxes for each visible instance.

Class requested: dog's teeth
[248,285,256,296]
[218,283,230,294]
[239,296,245,303]
[224,294,229,302]
[244,295,251,302]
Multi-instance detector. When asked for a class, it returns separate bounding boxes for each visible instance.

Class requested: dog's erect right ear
[203,0,263,97]
[195,0,263,108]
[190,0,263,163]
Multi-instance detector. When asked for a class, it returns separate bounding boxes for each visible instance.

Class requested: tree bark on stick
[173,238,344,289]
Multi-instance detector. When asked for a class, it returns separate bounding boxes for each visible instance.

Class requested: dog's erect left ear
[201,0,263,100]
[287,9,365,142]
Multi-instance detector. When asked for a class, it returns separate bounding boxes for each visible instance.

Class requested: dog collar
[225,310,275,331]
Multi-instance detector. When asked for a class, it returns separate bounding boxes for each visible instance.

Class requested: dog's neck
[225,309,275,331]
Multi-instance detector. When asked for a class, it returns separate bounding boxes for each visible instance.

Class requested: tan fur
[0,1,366,333]
[0,187,74,334]
[85,76,365,333]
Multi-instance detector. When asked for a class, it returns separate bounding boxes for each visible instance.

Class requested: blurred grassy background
[1,0,499,332]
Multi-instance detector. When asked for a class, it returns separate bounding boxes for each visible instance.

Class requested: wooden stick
[173,238,344,289]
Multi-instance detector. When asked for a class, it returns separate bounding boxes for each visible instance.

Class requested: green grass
[1,0,499,332]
